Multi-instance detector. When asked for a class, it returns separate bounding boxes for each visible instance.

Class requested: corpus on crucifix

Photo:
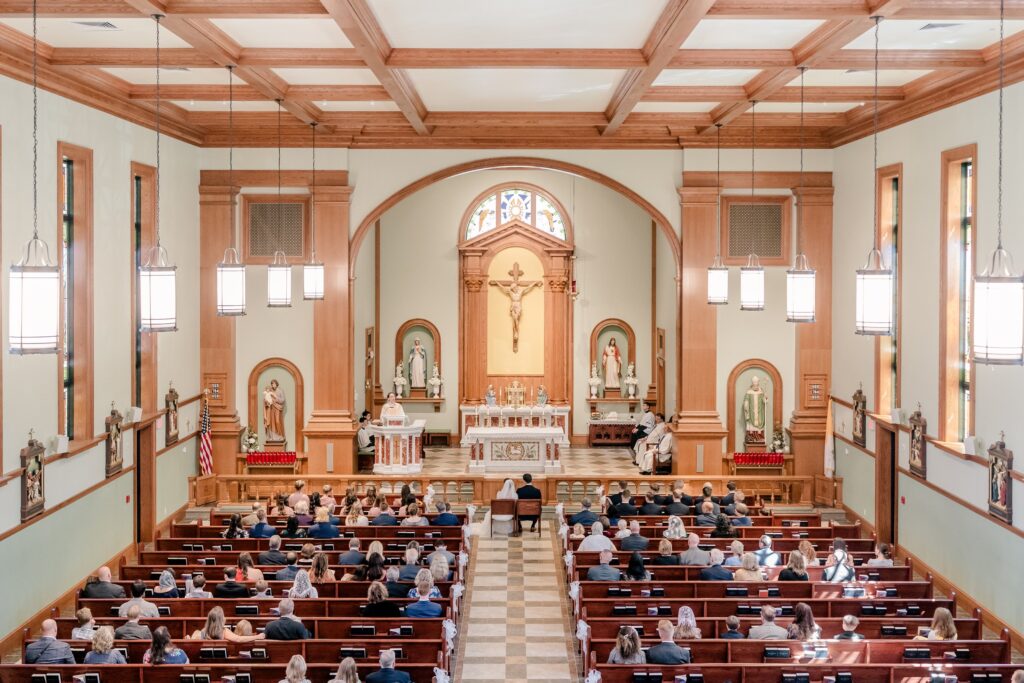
[489,261,542,353]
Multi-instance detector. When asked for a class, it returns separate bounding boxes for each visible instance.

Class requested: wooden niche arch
[395,318,442,374]
[248,358,305,450]
[726,358,783,452]
[590,318,637,373]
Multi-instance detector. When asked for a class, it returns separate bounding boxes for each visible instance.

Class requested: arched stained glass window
[465,185,566,241]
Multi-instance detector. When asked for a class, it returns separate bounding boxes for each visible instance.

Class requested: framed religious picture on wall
[987,437,1013,525]
[852,386,867,448]
[21,436,45,522]
[908,406,927,479]
[105,404,124,478]
[165,385,180,447]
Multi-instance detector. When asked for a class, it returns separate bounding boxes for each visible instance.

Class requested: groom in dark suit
[516,473,542,532]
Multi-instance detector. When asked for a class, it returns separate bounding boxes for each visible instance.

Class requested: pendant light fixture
[9,0,59,354]
[139,14,177,332]
[216,65,246,316]
[303,122,325,300]
[707,123,729,305]
[739,101,765,311]
[855,17,894,336]
[267,99,292,307]
[786,67,816,323]
[974,0,1024,364]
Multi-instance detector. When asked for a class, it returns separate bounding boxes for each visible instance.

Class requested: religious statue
[852,385,867,447]
[428,362,443,398]
[165,383,179,447]
[742,375,768,446]
[623,362,639,399]
[602,337,622,390]
[536,385,548,406]
[908,405,927,478]
[393,363,407,397]
[263,379,286,445]
[20,433,45,522]
[485,384,497,406]
[588,363,602,398]
[105,403,124,478]
[409,338,427,389]
[987,434,1013,524]
[489,261,542,353]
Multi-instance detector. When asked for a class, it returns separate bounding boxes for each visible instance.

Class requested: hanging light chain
[276,99,283,254]
[716,123,722,257]
[228,64,235,251]
[750,101,757,256]
[997,0,1004,248]
[798,66,806,256]
[154,14,162,248]
[872,15,880,252]
[32,0,38,239]
[310,121,317,258]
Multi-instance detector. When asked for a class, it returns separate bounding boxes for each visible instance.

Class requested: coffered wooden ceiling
[0,0,1022,148]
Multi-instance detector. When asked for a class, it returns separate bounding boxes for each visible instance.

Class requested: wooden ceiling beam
[603,0,716,135]
[319,0,430,135]
[237,47,363,68]
[386,48,647,69]
[643,85,904,102]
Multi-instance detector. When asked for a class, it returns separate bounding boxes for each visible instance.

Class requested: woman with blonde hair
[607,625,646,664]
[401,502,428,526]
[724,540,744,567]
[734,553,763,581]
[189,606,265,642]
[778,551,808,581]
[331,656,360,683]
[311,552,336,584]
[917,607,958,641]
[366,540,385,563]
[654,538,680,565]
[408,568,441,599]
[280,654,310,683]
[237,553,264,582]
[84,626,126,664]
[798,540,819,567]
[663,515,686,540]
[289,569,319,599]
[674,605,701,639]
[429,554,451,582]
[569,523,586,540]
[344,506,362,527]
[235,620,254,637]
[614,519,630,539]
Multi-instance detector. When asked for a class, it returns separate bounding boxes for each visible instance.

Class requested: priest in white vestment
[639,419,675,474]
[379,392,406,420]
[630,402,656,457]
[634,412,666,462]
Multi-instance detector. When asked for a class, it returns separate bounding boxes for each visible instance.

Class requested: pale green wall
[834,437,875,524]
[156,438,198,523]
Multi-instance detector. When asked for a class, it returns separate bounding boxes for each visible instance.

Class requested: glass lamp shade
[855,247,893,336]
[303,258,324,300]
[739,253,765,311]
[973,246,1024,365]
[9,237,60,354]
[786,253,816,323]
[267,250,292,308]
[707,254,729,305]
[216,247,246,316]
[139,244,177,332]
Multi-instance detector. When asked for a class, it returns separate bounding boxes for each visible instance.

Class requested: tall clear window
[61,157,75,438]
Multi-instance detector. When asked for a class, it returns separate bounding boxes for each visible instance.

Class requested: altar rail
[190,474,836,508]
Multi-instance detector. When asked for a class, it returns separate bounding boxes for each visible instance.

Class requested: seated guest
[749,605,788,640]
[275,553,301,582]
[82,566,126,599]
[607,625,646,664]
[371,507,399,526]
[289,569,319,599]
[432,501,460,526]
[270,494,293,517]
[569,523,586,540]
[366,649,411,683]
[663,515,686,540]
[253,580,273,599]
[250,509,278,539]
[118,580,160,618]
[823,548,856,583]
[238,553,264,582]
[516,473,543,532]
[724,540,744,566]
[664,492,689,517]
[364,581,401,617]
[222,513,249,539]
[674,605,702,639]
[916,607,958,641]
[84,626,126,664]
[786,602,820,641]
[778,551,809,581]
[721,615,745,639]
[718,481,739,509]
[71,608,96,640]
[308,508,340,538]
[143,626,190,664]
[569,498,600,526]
[695,483,721,514]
[710,513,737,538]
[754,535,781,567]
[398,548,422,581]
[834,614,864,640]
[613,519,631,539]
[332,657,359,683]
[426,539,456,567]
[607,480,630,508]
[214,567,251,598]
[650,483,673,506]
[401,502,429,526]
[613,490,638,518]
[293,501,313,526]
[153,569,180,598]
[672,479,695,507]
[620,521,650,551]
[624,550,651,581]
[578,522,615,552]
[281,516,307,539]
[320,484,338,513]
[587,549,621,581]
[798,540,820,567]
[338,539,365,566]
[25,619,75,664]
[357,417,374,452]
[241,502,263,527]
[310,552,336,584]
[695,501,718,526]
[259,535,288,565]
[679,533,711,566]
[405,590,443,618]
[288,480,310,510]
[190,606,265,642]
[282,654,310,683]
[654,538,680,565]
[114,605,152,640]
[731,503,753,527]
[699,549,732,580]
[265,599,311,640]
[384,566,407,598]
[408,568,442,598]
[867,542,894,567]
[639,494,663,516]
[734,553,764,582]
[647,619,691,664]
[429,555,451,583]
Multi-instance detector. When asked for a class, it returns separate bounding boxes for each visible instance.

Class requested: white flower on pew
[555,502,565,519]
[461,525,472,552]
[433,667,451,683]
[459,551,469,569]
[569,580,581,612]
[585,670,602,683]
[466,504,477,523]
[564,550,574,570]
[451,582,465,600]
[558,523,569,541]
[442,619,458,653]
[575,619,590,642]
[595,485,605,498]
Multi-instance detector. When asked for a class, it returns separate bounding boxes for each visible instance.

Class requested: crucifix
[489,261,543,353]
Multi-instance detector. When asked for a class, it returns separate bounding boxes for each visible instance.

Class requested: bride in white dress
[481,478,518,537]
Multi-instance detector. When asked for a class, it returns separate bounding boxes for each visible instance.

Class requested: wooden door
[874,422,897,544]
[135,424,156,543]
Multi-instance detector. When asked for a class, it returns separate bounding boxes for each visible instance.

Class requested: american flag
[198,395,213,476]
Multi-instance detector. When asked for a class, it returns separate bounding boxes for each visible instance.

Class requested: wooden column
[459,252,486,405]
[788,187,834,477]
[674,186,726,475]
[199,183,242,472]
[305,182,357,473]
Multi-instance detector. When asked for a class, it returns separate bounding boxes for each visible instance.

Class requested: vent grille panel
[727,203,783,259]
[248,203,305,259]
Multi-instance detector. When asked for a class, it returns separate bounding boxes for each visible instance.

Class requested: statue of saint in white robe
[602,339,622,389]
[409,340,427,388]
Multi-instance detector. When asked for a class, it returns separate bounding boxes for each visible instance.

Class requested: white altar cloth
[460,404,570,445]
[462,426,564,473]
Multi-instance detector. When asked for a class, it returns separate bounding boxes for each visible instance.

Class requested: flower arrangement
[241,426,259,453]
[770,426,787,453]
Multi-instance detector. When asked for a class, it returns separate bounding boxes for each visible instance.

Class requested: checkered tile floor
[422,446,640,476]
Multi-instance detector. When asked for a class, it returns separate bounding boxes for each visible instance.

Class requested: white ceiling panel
[210,18,352,48]
[682,19,823,49]
[367,0,668,48]
[272,68,380,85]
[407,68,625,111]
[633,102,717,113]
[318,101,401,111]
[753,101,858,113]
[654,69,760,86]
[796,69,931,87]
[172,100,281,112]
[101,67,229,85]
[844,19,1024,50]
[0,18,191,48]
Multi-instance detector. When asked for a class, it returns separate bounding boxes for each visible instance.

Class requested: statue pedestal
[604,387,621,398]
[263,439,287,452]
[409,387,427,399]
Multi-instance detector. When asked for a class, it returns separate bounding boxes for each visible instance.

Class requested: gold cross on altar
[489,261,542,353]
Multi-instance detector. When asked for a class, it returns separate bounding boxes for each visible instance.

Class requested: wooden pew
[589,663,1024,683]
[76,598,455,620]
[577,596,956,619]
[155,535,463,552]
[102,580,457,599]
[567,536,876,552]
[578,579,934,600]
[0,662,443,683]
[570,565,914,583]
[170,523,463,539]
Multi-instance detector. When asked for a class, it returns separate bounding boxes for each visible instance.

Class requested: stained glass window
[465,186,566,241]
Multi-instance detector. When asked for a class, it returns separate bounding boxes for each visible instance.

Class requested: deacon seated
[633,412,666,463]
[431,501,460,526]
[81,566,126,599]
[586,549,621,581]
[25,619,75,664]
[638,420,675,475]
[366,649,411,683]
[619,521,650,551]
[356,416,374,451]
[646,619,691,664]
[258,535,288,565]
[695,501,718,526]
[577,522,616,552]
[699,549,732,580]
[250,509,278,538]
[568,498,600,527]
[264,599,310,640]
[629,402,656,452]
[118,580,159,618]
[114,605,152,640]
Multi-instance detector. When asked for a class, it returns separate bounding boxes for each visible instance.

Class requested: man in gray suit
[646,620,691,664]
[678,533,711,566]
[338,538,366,565]
[748,605,789,639]
[114,605,152,640]
[619,521,650,551]
[586,549,621,581]
[24,620,75,664]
